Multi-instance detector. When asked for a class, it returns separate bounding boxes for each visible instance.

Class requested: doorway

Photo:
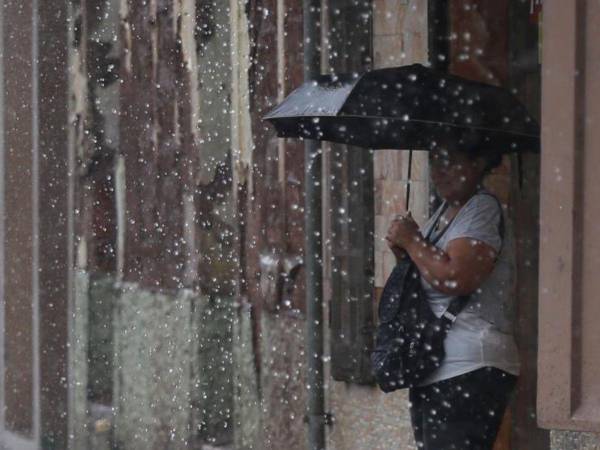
[428,1,549,448]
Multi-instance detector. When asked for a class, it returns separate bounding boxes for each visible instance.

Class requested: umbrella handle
[405,150,413,211]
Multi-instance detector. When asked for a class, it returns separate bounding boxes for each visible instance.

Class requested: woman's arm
[403,235,497,296]
[386,211,498,296]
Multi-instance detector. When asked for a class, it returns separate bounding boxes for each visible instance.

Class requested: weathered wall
[68,1,121,445]
[68,0,238,448]
[70,270,91,450]
[231,0,308,448]
[119,0,197,289]
[112,286,219,450]
[232,303,263,450]
[112,285,193,450]
[68,271,236,450]
[232,309,308,450]
[191,295,236,446]
[88,276,119,406]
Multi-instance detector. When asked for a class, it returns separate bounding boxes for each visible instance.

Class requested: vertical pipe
[0,0,5,436]
[31,0,42,443]
[303,0,324,449]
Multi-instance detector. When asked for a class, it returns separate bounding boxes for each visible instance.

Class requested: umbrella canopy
[264,63,540,153]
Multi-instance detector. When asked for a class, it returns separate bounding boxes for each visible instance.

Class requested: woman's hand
[386,212,421,249]
[387,240,407,262]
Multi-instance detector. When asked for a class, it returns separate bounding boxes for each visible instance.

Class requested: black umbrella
[264,63,540,153]
[265,63,539,209]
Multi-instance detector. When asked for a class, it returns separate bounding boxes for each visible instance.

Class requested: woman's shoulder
[457,191,503,221]
[466,190,502,209]
[446,190,504,251]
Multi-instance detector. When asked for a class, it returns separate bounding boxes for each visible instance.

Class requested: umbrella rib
[268,114,539,139]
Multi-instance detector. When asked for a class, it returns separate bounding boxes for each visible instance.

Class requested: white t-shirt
[418,191,520,386]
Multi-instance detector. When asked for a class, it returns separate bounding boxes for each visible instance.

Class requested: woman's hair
[430,128,504,175]
[463,146,503,174]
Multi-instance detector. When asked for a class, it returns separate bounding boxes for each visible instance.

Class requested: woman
[385,146,519,450]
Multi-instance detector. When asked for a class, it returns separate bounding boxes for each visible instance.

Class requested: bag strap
[424,202,446,240]
[425,201,456,245]
[441,192,506,324]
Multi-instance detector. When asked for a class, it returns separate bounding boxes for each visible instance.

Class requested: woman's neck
[444,185,483,216]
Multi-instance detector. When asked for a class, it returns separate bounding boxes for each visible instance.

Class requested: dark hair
[464,146,503,174]
[430,128,503,174]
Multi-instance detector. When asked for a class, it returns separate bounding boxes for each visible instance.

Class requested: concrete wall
[538,0,600,440]
[551,431,600,450]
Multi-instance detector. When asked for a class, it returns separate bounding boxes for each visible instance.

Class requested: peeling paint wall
[69,273,237,449]
[229,0,255,188]
[232,303,263,450]
[112,286,235,450]
[194,1,233,185]
[71,0,121,275]
[190,295,236,445]
[119,0,192,288]
[112,285,195,450]
[88,276,120,406]
[68,0,238,448]
[231,1,425,449]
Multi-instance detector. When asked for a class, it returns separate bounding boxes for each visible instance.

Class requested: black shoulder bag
[371,195,504,392]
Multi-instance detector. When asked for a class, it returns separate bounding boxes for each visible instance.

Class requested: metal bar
[405,150,413,211]
[303,0,324,448]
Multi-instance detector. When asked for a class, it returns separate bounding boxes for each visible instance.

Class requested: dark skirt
[409,367,517,450]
